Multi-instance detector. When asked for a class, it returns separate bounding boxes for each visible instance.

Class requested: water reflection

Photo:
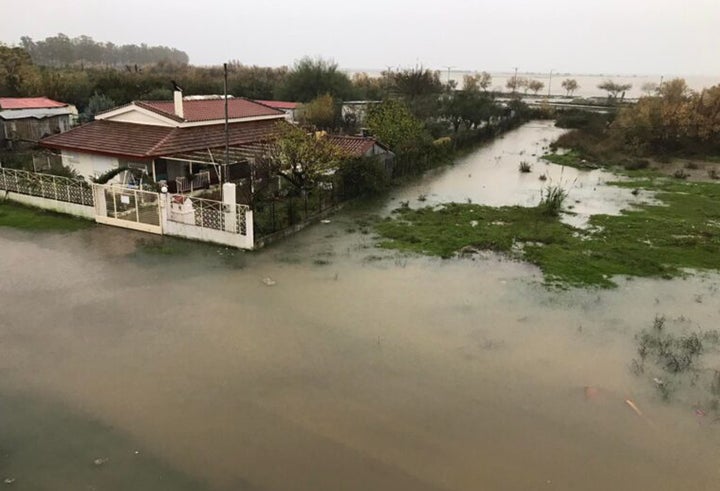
[0,122,718,490]
[385,121,656,227]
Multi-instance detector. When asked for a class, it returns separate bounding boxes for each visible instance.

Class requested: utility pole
[512,67,518,94]
[223,62,229,190]
[548,69,554,98]
[443,65,455,87]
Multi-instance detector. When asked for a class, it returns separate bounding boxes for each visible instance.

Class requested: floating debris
[262,277,276,286]
[93,457,109,467]
[3,477,15,485]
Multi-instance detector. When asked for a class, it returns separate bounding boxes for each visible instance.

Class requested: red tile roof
[135,98,284,123]
[40,119,280,159]
[326,135,383,158]
[0,97,68,110]
[254,100,300,110]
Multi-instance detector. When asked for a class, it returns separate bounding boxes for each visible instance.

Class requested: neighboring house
[254,100,300,123]
[0,97,77,147]
[326,134,395,170]
[40,90,286,193]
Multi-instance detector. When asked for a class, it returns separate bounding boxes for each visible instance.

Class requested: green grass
[542,150,600,170]
[0,201,92,231]
[375,178,720,288]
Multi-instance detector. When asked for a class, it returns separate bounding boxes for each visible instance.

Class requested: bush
[623,159,650,171]
[539,185,567,216]
[673,169,689,179]
[337,157,389,198]
[518,161,532,173]
[554,109,612,130]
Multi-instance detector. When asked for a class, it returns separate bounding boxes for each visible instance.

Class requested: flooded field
[386,121,654,227]
[1,123,719,490]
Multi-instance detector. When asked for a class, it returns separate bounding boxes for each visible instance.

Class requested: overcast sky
[2,0,719,75]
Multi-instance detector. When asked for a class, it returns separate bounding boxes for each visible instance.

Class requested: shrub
[623,159,650,171]
[518,161,532,173]
[539,185,567,216]
[685,161,699,170]
[708,168,719,180]
[336,157,389,198]
[673,169,689,179]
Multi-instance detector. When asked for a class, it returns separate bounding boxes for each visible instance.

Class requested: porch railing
[175,171,211,194]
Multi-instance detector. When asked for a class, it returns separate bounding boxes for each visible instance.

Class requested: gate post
[223,183,237,233]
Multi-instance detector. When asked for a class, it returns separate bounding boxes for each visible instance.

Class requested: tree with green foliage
[365,99,428,152]
[0,44,36,96]
[275,57,354,102]
[20,34,189,67]
[463,72,492,92]
[598,80,632,99]
[442,90,497,133]
[527,79,544,95]
[299,94,337,130]
[82,92,116,121]
[385,66,443,119]
[266,123,348,191]
[561,78,579,96]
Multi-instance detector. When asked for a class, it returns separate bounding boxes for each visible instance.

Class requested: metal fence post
[134,190,140,223]
[53,175,58,201]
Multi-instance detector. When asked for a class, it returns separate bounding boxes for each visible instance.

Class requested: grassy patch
[376,178,720,288]
[542,150,600,170]
[0,201,91,231]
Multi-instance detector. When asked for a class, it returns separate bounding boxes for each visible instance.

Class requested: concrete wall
[161,192,254,249]
[2,191,95,219]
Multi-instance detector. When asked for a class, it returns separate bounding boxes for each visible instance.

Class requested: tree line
[19,34,189,67]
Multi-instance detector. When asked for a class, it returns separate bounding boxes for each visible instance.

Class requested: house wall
[104,110,174,127]
[62,151,119,181]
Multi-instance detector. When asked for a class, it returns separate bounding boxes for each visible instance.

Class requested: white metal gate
[92,184,162,234]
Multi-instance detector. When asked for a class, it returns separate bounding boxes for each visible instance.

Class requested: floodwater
[2,123,720,490]
[347,69,719,99]
[386,121,654,227]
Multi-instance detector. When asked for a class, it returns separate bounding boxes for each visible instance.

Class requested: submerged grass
[0,201,91,231]
[376,178,720,288]
[542,150,600,170]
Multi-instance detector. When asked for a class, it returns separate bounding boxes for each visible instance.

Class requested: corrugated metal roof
[0,97,68,110]
[0,107,74,120]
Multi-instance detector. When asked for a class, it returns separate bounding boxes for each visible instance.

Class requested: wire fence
[252,184,337,237]
[0,167,94,206]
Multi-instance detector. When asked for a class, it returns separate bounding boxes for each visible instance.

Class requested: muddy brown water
[1,122,720,490]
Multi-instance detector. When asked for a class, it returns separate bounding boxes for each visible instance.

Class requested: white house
[41,90,287,193]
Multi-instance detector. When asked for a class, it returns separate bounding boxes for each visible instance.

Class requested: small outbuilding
[0,97,76,147]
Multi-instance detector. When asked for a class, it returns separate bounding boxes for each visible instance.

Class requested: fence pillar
[223,182,237,233]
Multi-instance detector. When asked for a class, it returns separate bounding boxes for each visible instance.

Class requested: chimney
[171,80,184,119]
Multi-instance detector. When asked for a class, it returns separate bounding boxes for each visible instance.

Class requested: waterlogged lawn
[0,201,91,231]
[376,178,720,288]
